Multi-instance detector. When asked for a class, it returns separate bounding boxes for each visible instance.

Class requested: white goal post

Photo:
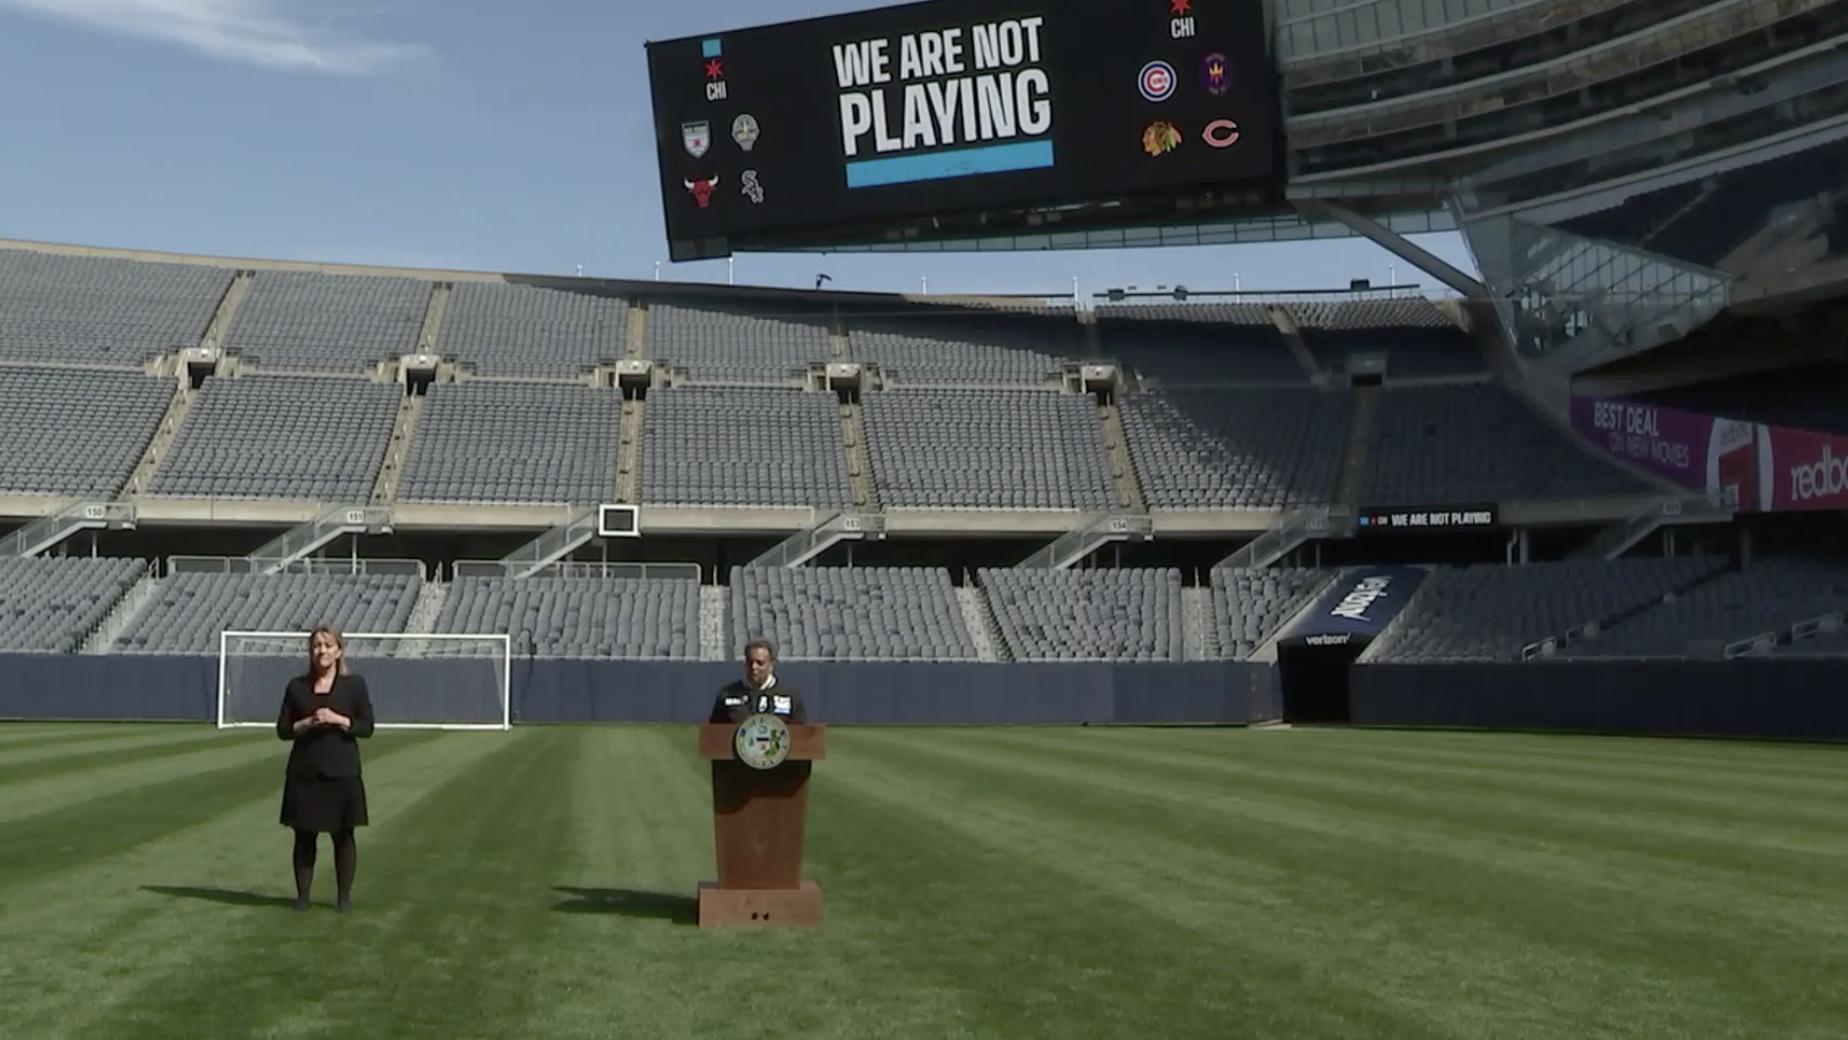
[218,630,512,731]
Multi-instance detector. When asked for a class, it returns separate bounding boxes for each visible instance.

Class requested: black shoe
[291,897,310,912]
[335,898,351,914]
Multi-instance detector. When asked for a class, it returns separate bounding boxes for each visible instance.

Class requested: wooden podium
[696,722,826,928]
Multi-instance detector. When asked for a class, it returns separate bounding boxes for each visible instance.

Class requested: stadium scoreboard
[647,0,1277,260]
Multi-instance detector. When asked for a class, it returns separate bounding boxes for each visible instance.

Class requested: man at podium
[710,638,807,724]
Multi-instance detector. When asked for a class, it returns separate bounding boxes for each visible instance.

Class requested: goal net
[218,631,512,731]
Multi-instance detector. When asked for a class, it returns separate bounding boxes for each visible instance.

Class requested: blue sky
[0,0,1475,296]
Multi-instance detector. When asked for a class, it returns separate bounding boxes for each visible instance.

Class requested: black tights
[292,828,356,906]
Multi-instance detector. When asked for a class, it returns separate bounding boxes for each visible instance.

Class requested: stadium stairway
[625,300,648,358]
[955,584,1008,662]
[698,586,728,660]
[1271,305,1326,382]
[1181,585,1221,661]
[123,376,198,497]
[1332,385,1381,508]
[403,579,450,635]
[77,562,160,654]
[616,396,644,504]
[413,282,451,357]
[370,391,426,503]
[840,399,882,511]
[1097,398,1148,512]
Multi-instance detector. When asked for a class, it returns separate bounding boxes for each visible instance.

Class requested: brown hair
[305,625,350,680]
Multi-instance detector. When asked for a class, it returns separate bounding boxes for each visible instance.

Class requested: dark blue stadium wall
[1351,662,1848,741]
[0,656,1274,726]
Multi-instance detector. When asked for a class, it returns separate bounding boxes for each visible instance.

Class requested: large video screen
[647,0,1277,259]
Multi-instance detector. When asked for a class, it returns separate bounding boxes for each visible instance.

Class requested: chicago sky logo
[681,121,711,158]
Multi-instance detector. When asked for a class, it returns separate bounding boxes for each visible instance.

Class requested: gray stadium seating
[1364,385,1646,505]
[1121,389,1349,509]
[731,566,978,660]
[0,556,144,652]
[1289,299,1484,379]
[1375,557,1721,662]
[980,568,1183,661]
[864,390,1115,509]
[646,303,830,380]
[112,571,421,654]
[0,367,170,497]
[642,387,852,507]
[439,282,628,378]
[1568,557,1848,658]
[849,329,1064,384]
[0,249,227,364]
[227,271,427,371]
[435,575,698,659]
[400,382,618,504]
[1096,302,1304,385]
[150,375,399,500]
[1093,302,1276,326]
[1212,567,1332,658]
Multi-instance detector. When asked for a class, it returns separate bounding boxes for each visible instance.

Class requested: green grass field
[1,724,1844,1039]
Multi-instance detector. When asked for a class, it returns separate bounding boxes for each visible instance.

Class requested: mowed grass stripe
[822,730,1468,1040]
[0,731,441,890]
[0,728,266,787]
[91,729,581,1040]
[1101,725,1848,795]
[844,729,1848,1039]
[0,734,280,825]
[0,723,187,751]
[963,728,1848,884]
[899,728,1848,937]
[8,729,523,1040]
[535,729,993,1040]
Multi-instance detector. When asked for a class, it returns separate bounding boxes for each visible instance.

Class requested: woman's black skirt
[280,773,369,832]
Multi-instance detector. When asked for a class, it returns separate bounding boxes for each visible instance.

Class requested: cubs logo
[684,175,720,208]
[1138,61,1176,103]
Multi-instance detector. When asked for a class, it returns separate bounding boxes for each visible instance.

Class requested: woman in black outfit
[277,625,375,912]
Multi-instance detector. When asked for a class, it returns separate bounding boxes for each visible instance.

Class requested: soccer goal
[218,631,512,731]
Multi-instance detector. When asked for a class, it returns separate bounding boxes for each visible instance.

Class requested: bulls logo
[684,175,721,208]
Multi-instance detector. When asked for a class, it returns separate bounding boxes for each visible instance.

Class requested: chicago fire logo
[1201,53,1231,96]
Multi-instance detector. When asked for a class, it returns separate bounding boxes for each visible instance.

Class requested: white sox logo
[741,170,765,204]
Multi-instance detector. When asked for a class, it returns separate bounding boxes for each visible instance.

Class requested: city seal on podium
[734,713,791,771]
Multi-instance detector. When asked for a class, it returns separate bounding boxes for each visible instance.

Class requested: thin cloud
[0,0,430,74]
